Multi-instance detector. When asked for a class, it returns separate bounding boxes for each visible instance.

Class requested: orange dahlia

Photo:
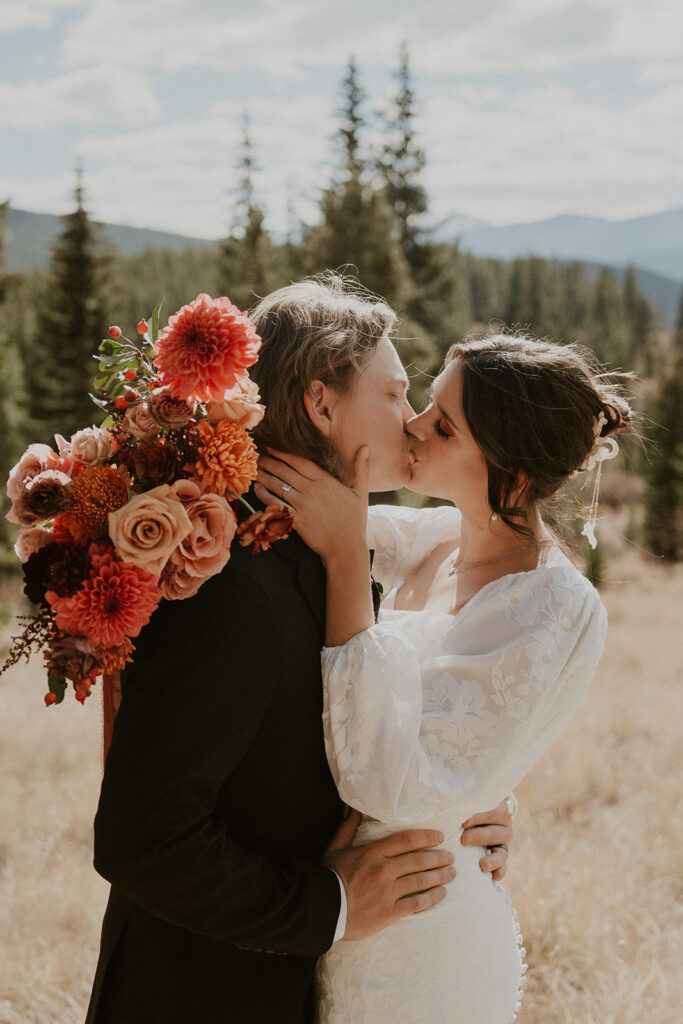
[46,545,161,649]
[237,505,294,552]
[193,419,258,497]
[154,293,261,404]
[98,638,135,674]
[60,466,129,544]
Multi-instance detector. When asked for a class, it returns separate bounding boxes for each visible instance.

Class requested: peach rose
[121,403,160,440]
[159,563,205,601]
[14,527,53,562]
[168,478,236,581]
[7,443,60,503]
[206,376,264,430]
[58,426,117,468]
[108,485,193,576]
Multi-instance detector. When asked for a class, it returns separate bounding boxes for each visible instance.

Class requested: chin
[405,468,447,501]
[369,464,412,494]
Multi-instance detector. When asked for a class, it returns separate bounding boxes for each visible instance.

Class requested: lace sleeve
[322,566,607,827]
[366,504,461,594]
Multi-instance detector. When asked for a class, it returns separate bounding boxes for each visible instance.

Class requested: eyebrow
[391,375,410,389]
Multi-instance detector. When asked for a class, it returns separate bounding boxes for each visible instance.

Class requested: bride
[257,333,630,1023]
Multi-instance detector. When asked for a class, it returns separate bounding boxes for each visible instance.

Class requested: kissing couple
[85,275,627,1023]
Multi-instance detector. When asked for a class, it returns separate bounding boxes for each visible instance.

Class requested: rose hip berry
[124,389,137,403]
[136,319,148,335]
[123,368,137,381]
[114,397,128,410]
[109,326,122,339]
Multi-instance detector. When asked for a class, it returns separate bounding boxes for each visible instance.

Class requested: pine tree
[585,267,630,368]
[378,43,428,267]
[218,115,271,309]
[28,173,108,442]
[0,201,26,560]
[643,355,683,561]
[338,57,366,180]
[623,265,654,371]
[557,261,589,339]
[308,59,412,308]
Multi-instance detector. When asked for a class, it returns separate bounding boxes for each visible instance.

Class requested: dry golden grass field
[1,547,682,1024]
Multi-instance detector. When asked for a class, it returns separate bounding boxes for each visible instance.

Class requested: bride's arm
[322,568,607,828]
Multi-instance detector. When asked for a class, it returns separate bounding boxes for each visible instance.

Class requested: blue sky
[1,0,681,239]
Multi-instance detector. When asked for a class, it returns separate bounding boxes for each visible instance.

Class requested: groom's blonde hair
[250,274,396,477]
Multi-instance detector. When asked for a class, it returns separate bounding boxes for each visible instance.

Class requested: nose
[401,396,416,427]
[406,407,429,441]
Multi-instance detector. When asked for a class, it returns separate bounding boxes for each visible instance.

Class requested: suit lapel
[271,530,326,639]
[237,487,326,637]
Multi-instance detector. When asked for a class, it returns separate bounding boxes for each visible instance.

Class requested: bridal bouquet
[2,294,292,709]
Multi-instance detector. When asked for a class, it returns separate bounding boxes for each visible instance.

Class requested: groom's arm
[93,569,341,959]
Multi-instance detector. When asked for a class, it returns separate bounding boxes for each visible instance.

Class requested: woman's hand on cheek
[255,448,370,561]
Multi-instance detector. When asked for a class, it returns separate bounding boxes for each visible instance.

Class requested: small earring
[491,513,498,521]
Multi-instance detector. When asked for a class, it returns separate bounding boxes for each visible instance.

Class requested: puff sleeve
[322,565,607,828]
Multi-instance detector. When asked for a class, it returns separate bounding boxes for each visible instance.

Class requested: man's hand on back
[323,811,455,942]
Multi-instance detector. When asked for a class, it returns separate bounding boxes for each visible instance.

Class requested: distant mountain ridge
[451,207,683,283]
[4,205,681,324]
[3,208,214,274]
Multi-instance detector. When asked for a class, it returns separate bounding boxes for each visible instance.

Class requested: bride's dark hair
[444,333,632,538]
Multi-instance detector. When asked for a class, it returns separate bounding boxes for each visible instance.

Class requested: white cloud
[2,0,682,233]
[0,66,160,130]
[0,0,82,33]
[423,76,683,224]
[71,92,338,236]
[47,0,683,85]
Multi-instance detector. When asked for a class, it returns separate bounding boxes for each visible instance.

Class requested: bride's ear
[304,380,335,437]
[510,470,531,506]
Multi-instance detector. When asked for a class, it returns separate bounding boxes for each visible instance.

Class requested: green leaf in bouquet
[89,392,110,411]
[47,671,68,705]
[94,371,119,393]
[100,416,115,429]
[98,338,123,358]
[95,356,125,371]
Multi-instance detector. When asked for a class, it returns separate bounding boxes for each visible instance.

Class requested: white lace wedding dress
[316,505,607,1023]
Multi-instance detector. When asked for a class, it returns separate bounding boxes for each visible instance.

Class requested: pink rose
[108,484,193,576]
[14,527,53,562]
[121,403,160,440]
[7,443,60,503]
[59,426,117,468]
[164,479,236,598]
[147,387,194,430]
[206,376,264,430]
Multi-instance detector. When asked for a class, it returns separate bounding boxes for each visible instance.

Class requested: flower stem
[227,490,256,515]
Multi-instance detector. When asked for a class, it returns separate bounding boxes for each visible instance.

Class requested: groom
[86,276,513,1024]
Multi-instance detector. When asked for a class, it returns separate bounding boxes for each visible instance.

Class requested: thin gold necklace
[448,542,534,577]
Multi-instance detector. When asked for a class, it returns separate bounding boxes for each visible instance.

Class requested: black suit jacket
[85,513,345,1024]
